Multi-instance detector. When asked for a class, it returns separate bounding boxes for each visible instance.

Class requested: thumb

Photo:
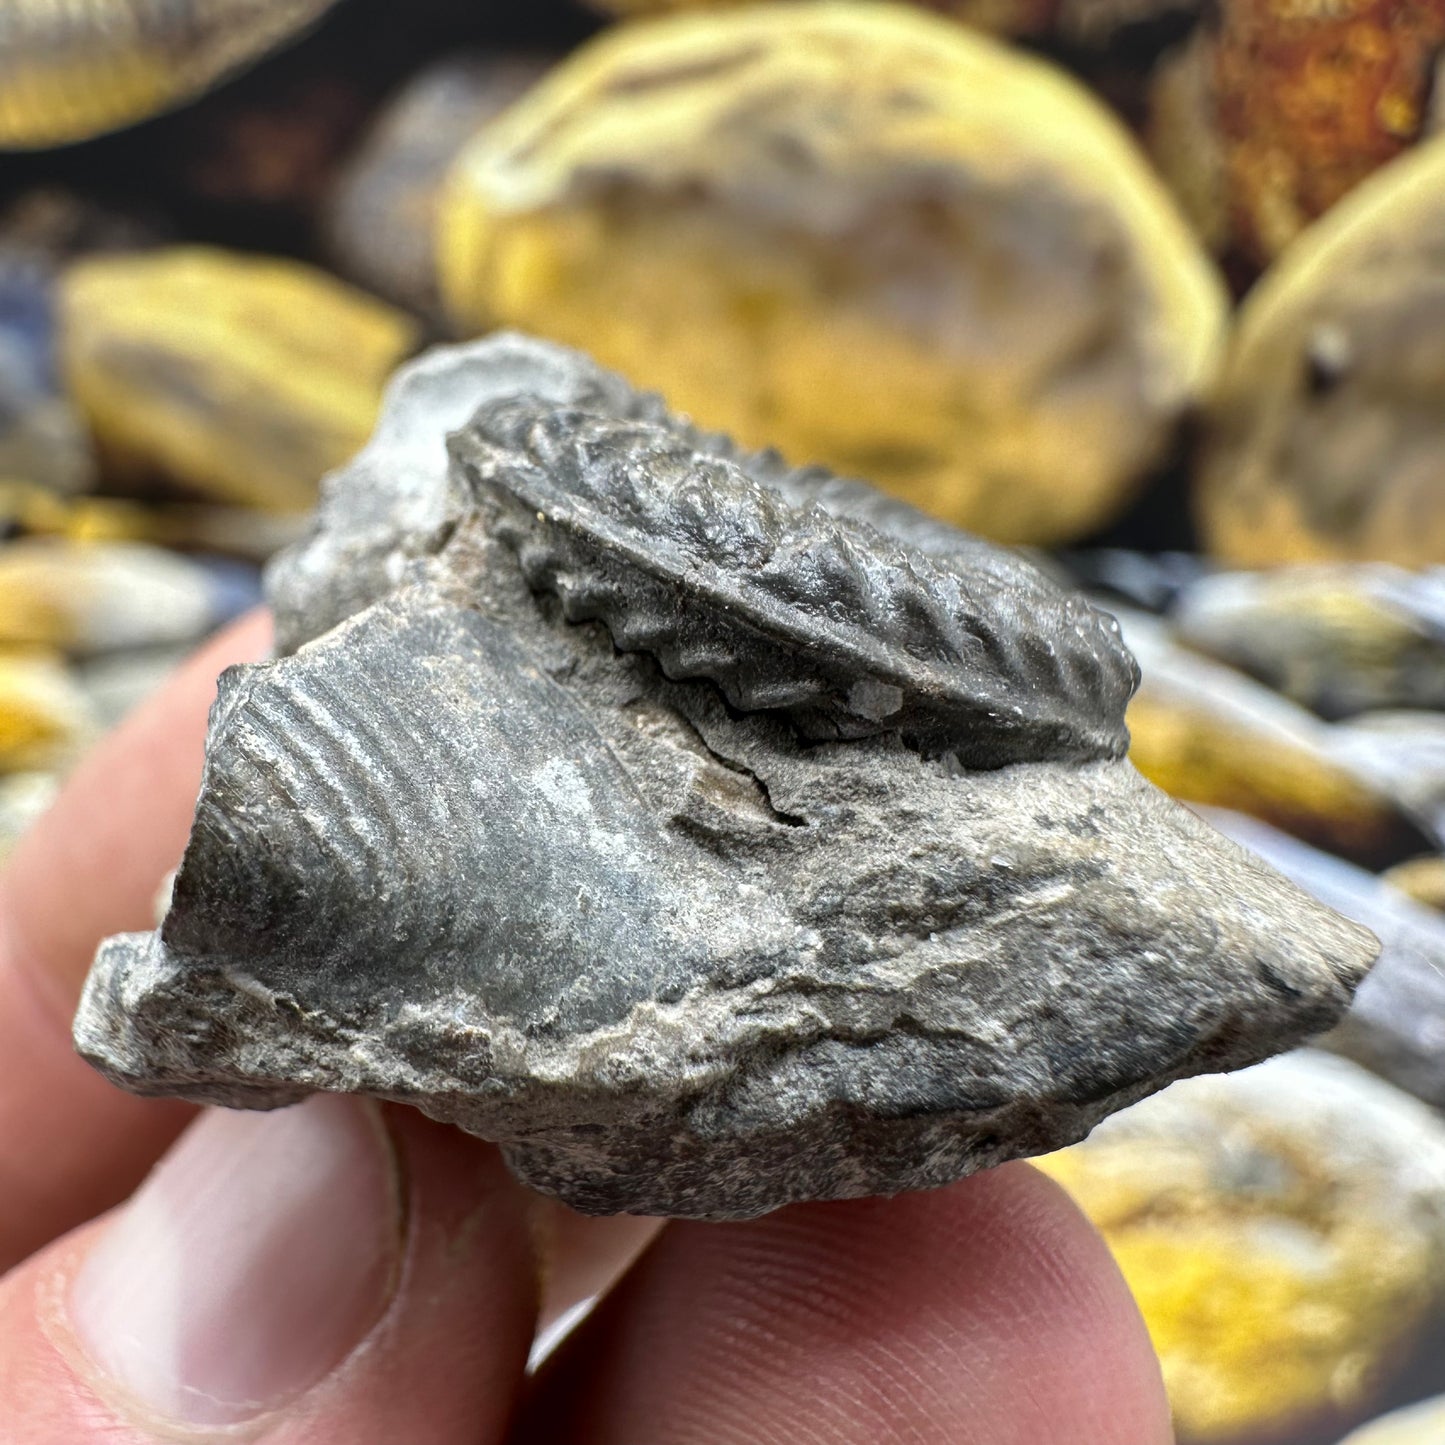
[0,1099,537,1443]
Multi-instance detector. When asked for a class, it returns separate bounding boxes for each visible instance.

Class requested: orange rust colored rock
[1213,0,1445,266]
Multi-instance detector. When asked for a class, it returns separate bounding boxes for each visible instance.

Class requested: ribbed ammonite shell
[0,0,344,148]
[455,398,1137,764]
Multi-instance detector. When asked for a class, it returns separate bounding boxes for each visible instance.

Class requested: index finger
[0,610,272,1273]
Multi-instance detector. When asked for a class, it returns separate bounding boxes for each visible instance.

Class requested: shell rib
[452,400,1138,765]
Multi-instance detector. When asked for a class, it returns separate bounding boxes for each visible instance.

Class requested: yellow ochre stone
[1383,855,1445,913]
[1198,135,1445,568]
[59,248,419,514]
[0,650,91,774]
[1119,611,1423,867]
[1036,1052,1445,1443]
[438,2,1226,546]
[0,0,342,148]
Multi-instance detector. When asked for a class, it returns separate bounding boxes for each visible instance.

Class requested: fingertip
[525,1162,1173,1445]
[0,1220,124,1441]
[0,1104,540,1445]
[950,1162,1176,1438]
[745,1162,1174,1442]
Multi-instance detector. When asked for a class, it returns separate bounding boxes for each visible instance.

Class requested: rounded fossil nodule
[1037,1050,1445,1441]
[76,335,1378,1220]
[437,2,1226,547]
[58,246,420,514]
[1196,134,1445,569]
[0,0,343,149]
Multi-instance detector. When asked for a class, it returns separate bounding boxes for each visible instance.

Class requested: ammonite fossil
[0,0,344,148]
[456,401,1136,764]
[77,335,1376,1220]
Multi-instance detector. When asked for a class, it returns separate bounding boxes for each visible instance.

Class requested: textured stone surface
[0,0,342,148]
[438,3,1225,546]
[78,336,1376,1220]
[59,247,419,513]
[1117,608,1429,866]
[1037,1050,1445,1443]
[1172,565,1445,720]
[1198,136,1445,568]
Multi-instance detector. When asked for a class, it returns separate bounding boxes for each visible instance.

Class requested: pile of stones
[7,2,1445,1440]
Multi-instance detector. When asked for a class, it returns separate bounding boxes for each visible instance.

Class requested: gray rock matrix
[75,335,1378,1219]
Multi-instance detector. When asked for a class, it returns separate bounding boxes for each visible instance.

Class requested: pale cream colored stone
[1338,1396,1445,1445]
[1199,137,1445,567]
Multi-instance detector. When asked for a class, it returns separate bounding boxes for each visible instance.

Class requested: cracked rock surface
[76,335,1378,1219]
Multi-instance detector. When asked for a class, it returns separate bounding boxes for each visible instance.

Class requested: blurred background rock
[5,2,1445,1439]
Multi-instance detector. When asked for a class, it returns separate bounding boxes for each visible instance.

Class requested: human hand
[0,614,1174,1443]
